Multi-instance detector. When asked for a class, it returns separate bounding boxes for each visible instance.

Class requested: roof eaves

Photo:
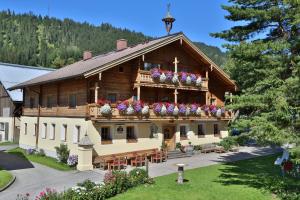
[0,62,55,71]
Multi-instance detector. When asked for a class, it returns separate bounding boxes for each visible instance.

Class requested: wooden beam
[94,82,99,103]
[174,89,178,104]
[173,57,179,73]
[137,86,141,101]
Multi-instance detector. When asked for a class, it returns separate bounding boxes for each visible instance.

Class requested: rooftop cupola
[162,3,176,35]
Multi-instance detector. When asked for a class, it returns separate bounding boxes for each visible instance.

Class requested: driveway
[0,146,281,200]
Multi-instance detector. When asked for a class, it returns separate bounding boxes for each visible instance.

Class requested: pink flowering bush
[35,188,58,200]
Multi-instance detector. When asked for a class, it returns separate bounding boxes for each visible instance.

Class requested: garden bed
[7,148,73,171]
[0,168,14,191]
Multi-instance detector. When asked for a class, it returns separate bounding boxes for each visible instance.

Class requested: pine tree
[212,0,300,144]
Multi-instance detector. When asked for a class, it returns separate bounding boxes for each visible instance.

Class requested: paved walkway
[0,146,281,200]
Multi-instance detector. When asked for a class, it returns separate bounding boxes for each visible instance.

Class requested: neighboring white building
[0,62,54,142]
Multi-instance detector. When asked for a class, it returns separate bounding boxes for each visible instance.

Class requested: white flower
[160,73,167,83]
[100,103,111,115]
[186,107,191,116]
[186,76,192,85]
[196,76,202,87]
[161,105,167,115]
[216,108,222,117]
[196,107,202,116]
[141,105,149,115]
[172,74,179,84]
[126,105,135,115]
[173,106,179,116]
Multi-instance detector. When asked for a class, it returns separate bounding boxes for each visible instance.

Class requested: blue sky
[0,0,235,50]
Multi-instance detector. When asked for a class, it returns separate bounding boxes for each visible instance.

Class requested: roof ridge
[0,62,55,71]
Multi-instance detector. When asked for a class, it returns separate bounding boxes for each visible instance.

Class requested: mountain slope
[0,10,226,68]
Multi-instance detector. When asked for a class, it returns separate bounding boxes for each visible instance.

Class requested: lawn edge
[0,173,16,192]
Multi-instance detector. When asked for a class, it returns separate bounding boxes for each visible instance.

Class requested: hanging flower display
[216,108,222,118]
[196,76,202,87]
[190,74,197,83]
[134,101,143,113]
[196,106,202,116]
[190,104,198,115]
[141,105,149,115]
[100,103,112,115]
[165,71,173,82]
[159,72,167,83]
[185,106,191,116]
[221,107,226,116]
[173,105,179,116]
[186,76,192,85]
[126,105,135,115]
[180,72,187,82]
[202,105,210,115]
[166,103,175,115]
[117,101,127,113]
[209,105,217,116]
[178,104,186,115]
[172,74,179,84]
[160,104,167,115]
[153,103,162,114]
[151,68,161,79]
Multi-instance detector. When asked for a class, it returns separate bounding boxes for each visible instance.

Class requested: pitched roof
[0,62,54,102]
[10,32,237,90]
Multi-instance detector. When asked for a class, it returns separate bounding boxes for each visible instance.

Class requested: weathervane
[162,3,176,35]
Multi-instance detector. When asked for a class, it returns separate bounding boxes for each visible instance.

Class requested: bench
[200,143,218,153]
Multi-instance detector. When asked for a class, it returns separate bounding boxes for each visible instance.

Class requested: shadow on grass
[0,151,34,170]
[216,154,300,199]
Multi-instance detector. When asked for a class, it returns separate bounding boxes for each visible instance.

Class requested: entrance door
[163,126,175,151]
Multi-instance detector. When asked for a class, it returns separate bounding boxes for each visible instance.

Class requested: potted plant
[141,104,149,115]
[173,104,179,116]
[151,68,161,80]
[165,71,173,82]
[178,104,186,116]
[160,104,167,115]
[172,74,179,84]
[196,76,202,87]
[159,72,167,83]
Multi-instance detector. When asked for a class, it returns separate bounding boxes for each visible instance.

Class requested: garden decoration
[175,163,187,184]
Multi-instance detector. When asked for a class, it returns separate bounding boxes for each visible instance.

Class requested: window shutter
[60,125,66,141]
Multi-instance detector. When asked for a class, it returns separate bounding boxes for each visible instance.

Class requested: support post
[137,86,141,101]
[94,82,99,104]
[173,57,179,73]
[174,89,178,104]
[205,92,209,105]
[230,92,233,103]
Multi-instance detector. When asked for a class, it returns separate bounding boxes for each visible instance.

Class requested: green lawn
[8,148,73,171]
[0,168,13,189]
[0,141,17,146]
[112,155,299,200]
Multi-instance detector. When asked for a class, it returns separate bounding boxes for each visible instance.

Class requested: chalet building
[10,32,237,158]
[0,63,54,142]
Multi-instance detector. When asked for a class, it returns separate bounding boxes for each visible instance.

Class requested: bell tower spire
[162,3,176,35]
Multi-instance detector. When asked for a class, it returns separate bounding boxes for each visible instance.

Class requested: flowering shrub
[55,144,70,164]
[67,155,78,167]
[35,188,58,200]
[26,148,35,155]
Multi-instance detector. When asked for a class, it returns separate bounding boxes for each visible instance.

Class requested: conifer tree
[212,0,300,144]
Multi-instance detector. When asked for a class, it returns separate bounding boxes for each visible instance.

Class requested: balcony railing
[88,103,233,121]
[135,70,208,91]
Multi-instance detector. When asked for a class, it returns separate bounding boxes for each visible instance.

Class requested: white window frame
[41,123,47,139]
[33,123,37,136]
[73,125,81,144]
[0,123,5,131]
[49,123,55,140]
[24,123,28,135]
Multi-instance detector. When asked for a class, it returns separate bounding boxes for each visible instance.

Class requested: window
[49,124,55,140]
[69,94,77,108]
[73,125,80,143]
[101,127,112,144]
[118,66,124,72]
[47,96,54,108]
[60,124,67,142]
[197,124,205,137]
[213,124,220,136]
[126,126,137,142]
[107,93,117,103]
[24,123,28,135]
[41,123,47,139]
[34,123,37,136]
[180,125,188,140]
[0,123,4,131]
[30,97,35,109]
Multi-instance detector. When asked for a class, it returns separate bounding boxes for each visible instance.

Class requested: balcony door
[162,125,176,151]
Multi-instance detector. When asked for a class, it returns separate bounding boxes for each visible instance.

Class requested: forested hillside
[0,10,226,68]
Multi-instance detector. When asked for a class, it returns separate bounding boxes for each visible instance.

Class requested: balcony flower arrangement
[190,103,198,115]
[159,72,167,83]
[216,107,222,118]
[221,107,226,117]
[153,103,162,114]
[186,75,192,85]
[172,73,179,84]
[126,104,135,115]
[185,106,191,116]
[141,104,149,115]
[196,106,202,116]
[202,105,210,115]
[98,99,112,116]
[117,100,128,114]
[166,103,175,115]
[160,104,167,115]
[179,72,187,82]
[173,105,179,116]
[165,71,174,82]
[209,105,217,116]
[190,74,197,84]
[150,68,161,79]
[196,76,202,87]
[133,100,143,113]
[178,104,186,115]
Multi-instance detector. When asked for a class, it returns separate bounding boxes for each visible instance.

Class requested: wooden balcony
[134,70,208,91]
[88,104,233,122]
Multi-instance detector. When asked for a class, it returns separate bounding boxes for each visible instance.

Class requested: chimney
[116,39,127,51]
[83,51,92,60]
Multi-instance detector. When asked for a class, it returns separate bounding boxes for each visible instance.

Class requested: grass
[112,155,300,200]
[7,148,73,171]
[0,141,17,146]
[0,168,13,189]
